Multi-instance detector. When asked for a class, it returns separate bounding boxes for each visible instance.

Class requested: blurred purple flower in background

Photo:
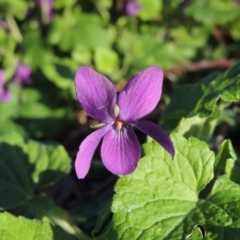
[0,70,11,102]
[74,66,175,179]
[13,62,32,86]
[0,20,8,30]
[126,0,142,16]
[38,0,55,19]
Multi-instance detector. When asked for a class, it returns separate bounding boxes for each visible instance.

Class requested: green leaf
[49,11,110,51]
[41,59,75,92]
[25,196,91,240]
[225,158,240,185]
[118,27,204,73]
[20,29,50,68]
[71,46,92,65]
[162,61,240,131]
[93,222,118,240]
[55,0,77,9]
[0,211,74,240]
[162,73,217,123]
[0,83,72,138]
[138,0,162,21]
[0,132,71,209]
[0,119,26,137]
[0,84,22,120]
[215,139,237,169]
[94,48,119,76]
[19,89,54,118]
[112,133,215,239]
[0,28,15,62]
[215,139,240,185]
[92,202,112,235]
[0,142,32,209]
[173,115,218,141]
[0,0,28,20]
[95,0,112,9]
[112,134,240,239]
[92,201,118,240]
[185,0,240,26]
[204,175,240,238]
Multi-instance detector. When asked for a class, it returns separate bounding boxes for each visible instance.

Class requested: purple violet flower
[13,62,32,86]
[38,0,55,19]
[126,0,142,16]
[75,66,175,179]
[0,70,11,102]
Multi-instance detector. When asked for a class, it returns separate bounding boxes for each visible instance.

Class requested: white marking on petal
[98,103,109,109]
[114,104,120,118]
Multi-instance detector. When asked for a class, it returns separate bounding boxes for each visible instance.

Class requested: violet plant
[2,1,240,240]
[126,0,142,16]
[13,62,32,86]
[74,66,174,178]
[38,0,55,20]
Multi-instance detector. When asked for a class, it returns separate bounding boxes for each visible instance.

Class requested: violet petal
[101,126,141,175]
[16,63,31,79]
[75,125,110,179]
[13,63,32,86]
[133,120,175,158]
[126,0,142,16]
[75,67,116,124]
[118,66,163,122]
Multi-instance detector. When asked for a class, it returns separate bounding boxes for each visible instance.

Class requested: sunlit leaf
[112,134,240,239]
[162,61,240,131]
[0,212,74,240]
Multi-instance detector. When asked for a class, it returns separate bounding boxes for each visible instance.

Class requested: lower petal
[101,126,141,175]
[75,125,110,179]
[133,120,175,158]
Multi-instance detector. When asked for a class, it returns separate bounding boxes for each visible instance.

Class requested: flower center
[115,119,124,129]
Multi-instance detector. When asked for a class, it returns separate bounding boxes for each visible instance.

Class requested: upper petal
[118,66,163,122]
[75,125,110,179]
[75,67,116,124]
[133,120,175,158]
[101,126,141,175]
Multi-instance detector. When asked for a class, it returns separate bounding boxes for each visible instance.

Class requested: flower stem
[6,14,23,43]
